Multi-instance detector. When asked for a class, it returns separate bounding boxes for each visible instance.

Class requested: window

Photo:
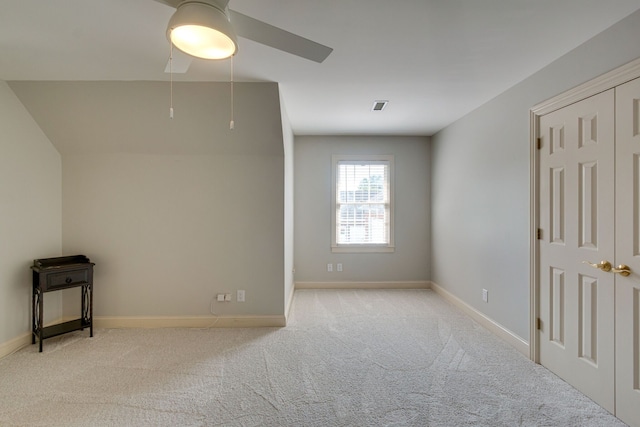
[331,155,394,253]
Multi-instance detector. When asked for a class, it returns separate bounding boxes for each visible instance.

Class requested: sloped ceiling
[9,81,283,155]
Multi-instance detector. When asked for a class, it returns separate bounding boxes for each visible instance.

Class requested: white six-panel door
[538,89,616,413]
[538,79,640,427]
[615,77,640,427]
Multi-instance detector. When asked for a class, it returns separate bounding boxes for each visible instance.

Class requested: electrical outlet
[482,289,489,303]
[224,293,232,302]
[327,263,333,272]
[337,263,343,272]
[237,290,245,302]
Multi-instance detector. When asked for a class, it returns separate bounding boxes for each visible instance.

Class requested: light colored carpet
[0,289,626,426]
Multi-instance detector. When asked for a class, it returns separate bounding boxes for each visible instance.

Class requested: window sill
[331,245,395,254]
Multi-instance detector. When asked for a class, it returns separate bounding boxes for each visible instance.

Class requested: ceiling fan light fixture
[167,1,238,60]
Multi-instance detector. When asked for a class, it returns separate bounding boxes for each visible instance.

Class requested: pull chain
[169,42,174,119]
[230,55,234,130]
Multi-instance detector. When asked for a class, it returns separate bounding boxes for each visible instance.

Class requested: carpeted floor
[0,289,626,426]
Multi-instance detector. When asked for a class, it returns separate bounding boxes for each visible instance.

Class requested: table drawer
[46,269,89,290]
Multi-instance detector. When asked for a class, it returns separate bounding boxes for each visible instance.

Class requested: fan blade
[165,49,193,73]
[229,10,332,63]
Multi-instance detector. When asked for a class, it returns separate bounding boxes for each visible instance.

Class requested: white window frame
[331,154,395,253]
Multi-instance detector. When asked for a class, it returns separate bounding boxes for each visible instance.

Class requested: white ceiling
[2,0,640,136]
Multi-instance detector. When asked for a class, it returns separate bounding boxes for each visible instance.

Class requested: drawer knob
[65,277,73,284]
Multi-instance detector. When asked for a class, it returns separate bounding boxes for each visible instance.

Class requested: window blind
[335,161,390,245]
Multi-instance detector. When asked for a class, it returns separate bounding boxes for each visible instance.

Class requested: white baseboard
[94,315,286,329]
[1,317,69,359]
[0,332,31,359]
[430,281,530,357]
[295,281,431,290]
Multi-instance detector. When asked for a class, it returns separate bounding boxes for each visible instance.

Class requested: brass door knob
[582,260,612,272]
[611,264,631,277]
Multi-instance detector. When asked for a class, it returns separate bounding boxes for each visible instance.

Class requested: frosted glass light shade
[167,2,238,60]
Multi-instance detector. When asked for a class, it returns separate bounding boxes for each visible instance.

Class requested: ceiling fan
[152,0,333,72]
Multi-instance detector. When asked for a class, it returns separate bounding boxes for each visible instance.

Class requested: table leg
[38,288,44,353]
[89,283,93,337]
[32,288,37,345]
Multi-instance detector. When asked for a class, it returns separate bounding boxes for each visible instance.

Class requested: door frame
[529,57,640,362]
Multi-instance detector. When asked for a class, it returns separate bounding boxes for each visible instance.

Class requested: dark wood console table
[31,255,95,352]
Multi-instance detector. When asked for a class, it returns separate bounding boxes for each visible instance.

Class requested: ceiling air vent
[372,100,388,111]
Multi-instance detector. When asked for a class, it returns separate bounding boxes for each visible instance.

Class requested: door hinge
[537,228,542,240]
[537,138,542,150]
[536,318,542,330]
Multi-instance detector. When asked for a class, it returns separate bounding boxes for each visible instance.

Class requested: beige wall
[0,81,61,353]
[294,136,431,283]
[11,81,285,320]
[431,9,640,342]
[61,153,284,317]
